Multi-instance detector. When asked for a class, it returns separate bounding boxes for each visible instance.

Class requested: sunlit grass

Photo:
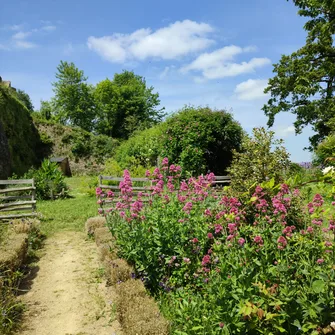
[36,176,98,236]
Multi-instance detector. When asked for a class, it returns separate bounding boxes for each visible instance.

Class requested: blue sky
[0,0,314,162]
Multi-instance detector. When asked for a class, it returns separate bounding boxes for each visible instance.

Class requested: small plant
[23,159,68,200]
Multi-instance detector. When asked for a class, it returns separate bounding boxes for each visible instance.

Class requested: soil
[17,231,122,335]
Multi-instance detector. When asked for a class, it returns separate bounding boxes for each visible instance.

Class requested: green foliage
[106,168,335,334]
[23,159,68,200]
[60,127,118,163]
[315,134,335,166]
[94,71,164,139]
[263,0,335,149]
[114,126,163,169]
[161,106,243,176]
[0,86,50,176]
[52,61,96,131]
[14,89,34,112]
[228,127,290,193]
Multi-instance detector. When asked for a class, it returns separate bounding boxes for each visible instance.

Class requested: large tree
[52,61,95,131]
[94,71,164,139]
[263,0,335,149]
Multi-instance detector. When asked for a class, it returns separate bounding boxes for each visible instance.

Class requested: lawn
[37,176,98,236]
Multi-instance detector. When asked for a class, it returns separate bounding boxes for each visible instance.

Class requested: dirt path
[18,231,121,335]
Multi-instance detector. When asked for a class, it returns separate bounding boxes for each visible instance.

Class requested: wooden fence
[97,175,231,211]
[0,179,37,221]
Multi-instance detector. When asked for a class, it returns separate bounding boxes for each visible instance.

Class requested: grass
[37,176,98,236]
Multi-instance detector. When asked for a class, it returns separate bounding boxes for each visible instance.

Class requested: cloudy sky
[0,0,314,162]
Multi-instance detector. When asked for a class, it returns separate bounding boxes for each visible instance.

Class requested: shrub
[161,106,244,176]
[103,165,335,334]
[315,134,335,167]
[23,159,68,200]
[114,126,163,169]
[228,127,290,194]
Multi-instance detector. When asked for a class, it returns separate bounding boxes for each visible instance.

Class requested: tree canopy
[94,71,164,139]
[263,0,335,149]
[52,61,95,131]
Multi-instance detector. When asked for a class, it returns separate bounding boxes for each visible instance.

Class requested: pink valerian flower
[325,241,333,247]
[204,209,212,217]
[167,181,175,192]
[277,236,287,250]
[282,225,296,237]
[219,322,225,328]
[178,195,187,202]
[238,238,245,246]
[313,194,324,207]
[95,187,102,196]
[228,223,237,234]
[253,235,264,246]
[300,230,307,235]
[207,233,214,239]
[183,257,191,264]
[280,184,290,194]
[312,219,323,226]
[164,195,170,203]
[180,181,188,192]
[214,224,223,234]
[325,249,333,253]
[192,238,199,243]
[97,199,103,205]
[206,172,216,183]
[272,197,287,215]
[201,255,211,266]
[130,200,143,213]
[307,226,314,233]
[119,211,126,218]
[182,202,193,214]
[98,208,104,214]
[329,223,335,231]
[107,190,114,198]
[316,258,324,264]
[162,157,169,166]
[227,234,235,241]
[145,170,151,177]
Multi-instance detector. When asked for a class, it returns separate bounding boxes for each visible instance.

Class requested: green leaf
[312,280,325,293]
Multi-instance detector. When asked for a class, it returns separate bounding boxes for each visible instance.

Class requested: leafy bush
[23,159,68,200]
[161,106,244,176]
[315,134,335,167]
[228,127,290,194]
[114,126,163,169]
[103,164,335,334]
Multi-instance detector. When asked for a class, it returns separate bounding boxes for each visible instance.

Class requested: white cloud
[181,45,271,79]
[275,125,296,137]
[88,20,214,63]
[6,24,24,31]
[0,44,10,51]
[41,25,56,32]
[14,40,37,49]
[159,66,175,79]
[12,31,32,40]
[234,79,269,100]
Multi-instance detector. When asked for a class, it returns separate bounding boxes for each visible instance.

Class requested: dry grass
[98,242,117,263]
[10,218,41,234]
[116,286,169,335]
[107,259,133,286]
[94,227,114,246]
[85,216,106,236]
[0,233,28,271]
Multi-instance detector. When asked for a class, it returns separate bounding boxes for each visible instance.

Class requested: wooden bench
[0,179,37,221]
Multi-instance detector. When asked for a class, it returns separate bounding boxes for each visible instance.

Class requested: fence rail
[0,179,37,221]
